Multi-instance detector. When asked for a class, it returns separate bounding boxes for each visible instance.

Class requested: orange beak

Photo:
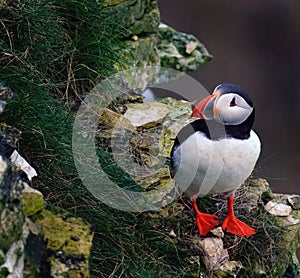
[191,92,219,119]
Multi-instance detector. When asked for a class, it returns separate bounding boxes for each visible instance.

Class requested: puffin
[170,84,261,237]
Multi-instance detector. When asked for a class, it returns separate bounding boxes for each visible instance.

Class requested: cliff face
[109,0,211,90]
[0,1,211,276]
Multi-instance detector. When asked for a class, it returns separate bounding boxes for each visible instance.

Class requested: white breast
[172,130,261,199]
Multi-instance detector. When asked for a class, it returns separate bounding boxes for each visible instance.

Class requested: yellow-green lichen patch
[35,210,93,258]
[20,185,44,217]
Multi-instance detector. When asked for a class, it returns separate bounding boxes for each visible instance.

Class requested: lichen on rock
[33,209,93,278]
[0,157,93,278]
[20,184,44,217]
[158,24,212,72]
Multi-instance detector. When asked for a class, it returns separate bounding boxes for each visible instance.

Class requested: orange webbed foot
[192,199,219,236]
[195,211,219,236]
[221,214,256,237]
[221,196,256,237]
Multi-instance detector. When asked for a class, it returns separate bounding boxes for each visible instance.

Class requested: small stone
[211,227,224,238]
[27,219,41,235]
[287,195,300,210]
[217,260,245,276]
[264,201,292,216]
[169,229,176,237]
[132,35,138,41]
[198,237,229,271]
[286,215,300,224]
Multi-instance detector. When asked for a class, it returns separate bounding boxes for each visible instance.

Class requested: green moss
[35,210,93,257]
[20,191,44,217]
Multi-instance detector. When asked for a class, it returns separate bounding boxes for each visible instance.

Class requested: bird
[170,83,261,237]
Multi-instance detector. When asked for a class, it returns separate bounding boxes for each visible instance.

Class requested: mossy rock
[116,35,160,91]
[158,24,212,72]
[19,185,44,217]
[104,0,160,37]
[33,208,93,278]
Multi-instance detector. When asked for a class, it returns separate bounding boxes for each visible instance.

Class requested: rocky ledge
[97,97,300,277]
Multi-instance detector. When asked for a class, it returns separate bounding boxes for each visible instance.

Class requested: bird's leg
[221,196,256,237]
[192,199,219,236]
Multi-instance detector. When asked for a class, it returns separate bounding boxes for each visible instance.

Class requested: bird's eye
[230,97,236,107]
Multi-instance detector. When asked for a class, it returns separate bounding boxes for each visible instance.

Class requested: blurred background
[158,0,300,194]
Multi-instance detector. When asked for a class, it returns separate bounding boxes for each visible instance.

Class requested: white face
[214,93,253,125]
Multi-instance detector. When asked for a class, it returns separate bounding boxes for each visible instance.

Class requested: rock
[0,240,24,278]
[286,215,299,224]
[169,229,176,237]
[98,108,135,138]
[158,97,194,156]
[198,238,229,271]
[124,101,170,129]
[158,24,212,72]
[0,157,26,277]
[211,227,224,238]
[34,210,93,278]
[239,178,270,212]
[115,24,213,92]
[159,117,195,157]
[19,184,44,217]
[104,0,160,37]
[288,195,300,210]
[133,166,171,189]
[216,261,245,277]
[159,97,192,121]
[117,35,161,91]
[264,200,292,216]
[249,177,269,190]
[0,157,94,277]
